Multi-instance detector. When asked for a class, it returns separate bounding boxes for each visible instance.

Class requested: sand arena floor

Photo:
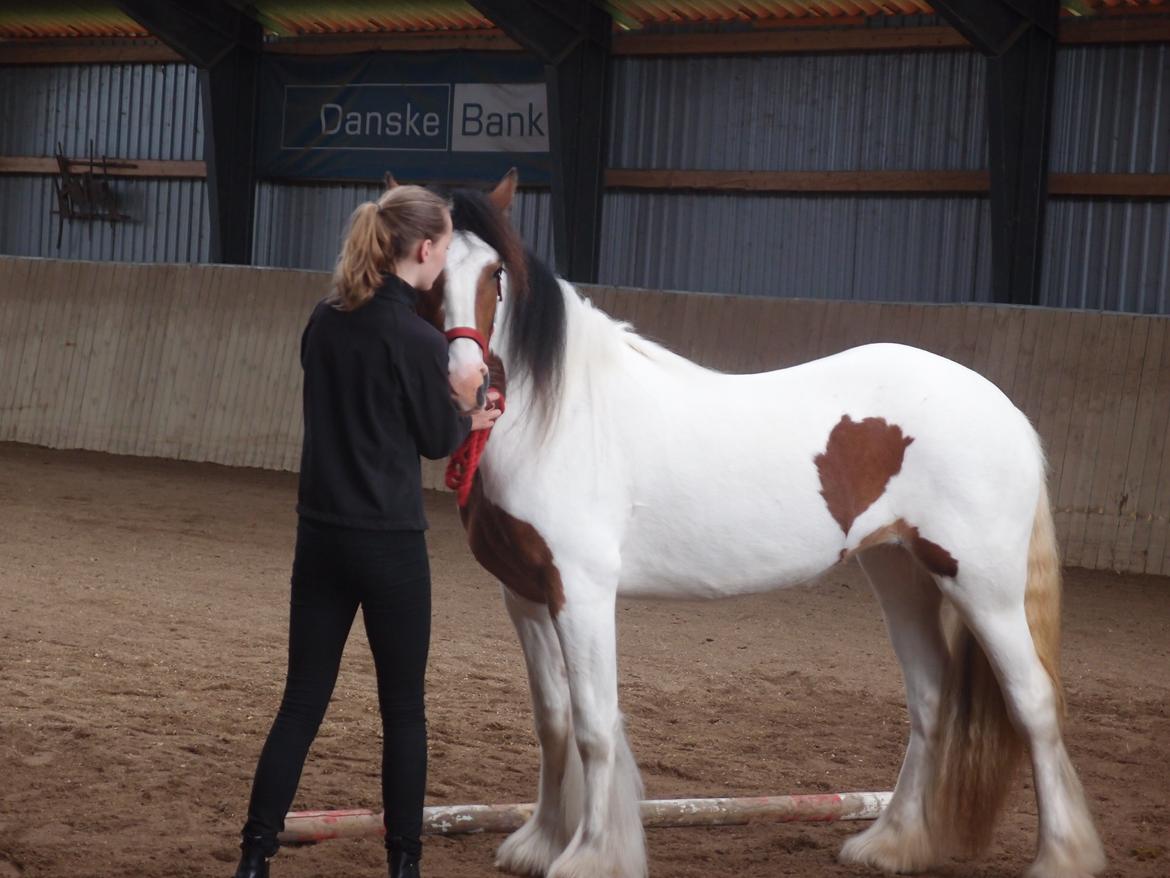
[1,443,1167,878]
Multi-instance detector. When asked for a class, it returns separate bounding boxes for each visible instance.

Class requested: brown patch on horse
[815,415,914,534]
[416,278,445,333]
[848,518,959,578]
[417,262,500,346]
[911,530,959,578]
[475,260,503,344]
[460,475,565,616]
[486,352,506,394]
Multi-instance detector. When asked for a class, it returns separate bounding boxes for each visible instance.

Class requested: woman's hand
[469,390,502,431]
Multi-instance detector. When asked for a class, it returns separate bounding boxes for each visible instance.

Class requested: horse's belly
[615,501,842,599]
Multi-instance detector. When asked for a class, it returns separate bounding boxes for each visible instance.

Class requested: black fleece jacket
[295,274,470,530]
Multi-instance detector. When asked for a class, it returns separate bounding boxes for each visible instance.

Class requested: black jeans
[243,518,432,858]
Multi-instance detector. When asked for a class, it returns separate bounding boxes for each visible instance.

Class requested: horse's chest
[459,475,565,616]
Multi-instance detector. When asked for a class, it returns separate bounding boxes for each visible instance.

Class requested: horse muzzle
[446,327,491,413]
[450,363,489,413]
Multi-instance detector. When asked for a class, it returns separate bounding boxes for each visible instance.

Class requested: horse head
[442,226,509,411]
[414,170,563,423]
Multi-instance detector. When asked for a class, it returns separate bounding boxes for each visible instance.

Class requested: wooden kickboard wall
[2,257,1167,576]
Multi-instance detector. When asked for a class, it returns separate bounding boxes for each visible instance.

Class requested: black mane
[445,186,566,421]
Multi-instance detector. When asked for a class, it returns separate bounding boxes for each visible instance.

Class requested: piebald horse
[416,172,1104,878]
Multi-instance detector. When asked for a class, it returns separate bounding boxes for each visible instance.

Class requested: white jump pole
[279,791,892,844]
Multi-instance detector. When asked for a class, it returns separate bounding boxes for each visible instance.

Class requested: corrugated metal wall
[1,45,1165,310]
[598,190,993,301]
[0,175,210,262]
[604,44,1169,312]
[603,49,991,303]
[1051,44,1169,174]
[1044,200,1170,313]
[252,181,555,271]
[0,63,203,159]
[0,62,211,262]
[1043,44,1170,313]
[608,51,988,171]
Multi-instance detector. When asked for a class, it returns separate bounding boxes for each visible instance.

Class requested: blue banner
[258,53,551,185]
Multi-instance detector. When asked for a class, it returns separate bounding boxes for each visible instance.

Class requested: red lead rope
[445,389,504,508]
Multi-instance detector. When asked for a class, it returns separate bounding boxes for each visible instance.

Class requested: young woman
[233,184,500,878]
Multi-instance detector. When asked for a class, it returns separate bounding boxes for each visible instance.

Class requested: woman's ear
[418,237,433,263]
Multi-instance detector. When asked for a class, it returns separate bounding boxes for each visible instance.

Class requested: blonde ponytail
[331,184,450,310]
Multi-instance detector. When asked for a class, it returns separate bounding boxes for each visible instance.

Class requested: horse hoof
[495,819,566,877]
[1026,839,1107,878]
[839,818,935,874]
[546,843,646,878]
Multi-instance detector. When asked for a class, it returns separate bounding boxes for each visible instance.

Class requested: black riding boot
[387,837,421,878]
[233,833,276,878]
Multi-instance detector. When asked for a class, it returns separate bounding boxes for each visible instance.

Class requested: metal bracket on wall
[51,140,133,248]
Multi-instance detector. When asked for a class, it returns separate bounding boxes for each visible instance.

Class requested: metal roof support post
[546,14,610,284]
[467,0,612,283]
[987,20,1058,306]
[199,40,261,265]
[114,0,261,265]
[933,0,1060,306]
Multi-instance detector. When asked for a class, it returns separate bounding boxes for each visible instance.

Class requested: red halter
[443,325,503,507]
[444,327,489,356]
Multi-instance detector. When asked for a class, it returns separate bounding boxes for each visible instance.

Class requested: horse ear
[383,172,399,191]
[488,168,518,214]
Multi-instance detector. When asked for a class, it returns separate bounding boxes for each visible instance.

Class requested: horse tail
[930,480,1061,856]
[1023,479,1065,717]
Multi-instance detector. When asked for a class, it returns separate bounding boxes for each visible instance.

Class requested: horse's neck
[491,278,597,437]
[554,280,629,370]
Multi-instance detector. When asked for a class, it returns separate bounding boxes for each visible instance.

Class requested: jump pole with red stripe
[279,791,892,844]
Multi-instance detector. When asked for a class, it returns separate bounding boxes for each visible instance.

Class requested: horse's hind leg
[928,481,1103,878]
[840,544,946,873]
[944,584,1105,878]
[496,587,582,877]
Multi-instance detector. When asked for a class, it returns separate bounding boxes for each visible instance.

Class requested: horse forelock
[447,187,528,296]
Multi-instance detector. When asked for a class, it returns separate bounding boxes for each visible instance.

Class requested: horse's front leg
[547,583,647,878]
[496,586,582,877]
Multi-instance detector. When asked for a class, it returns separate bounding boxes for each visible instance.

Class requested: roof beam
[3,19,1165,66]
[931,0,1062,56]
[467,0,612,283]
[114,0,261,265]
[112,0,257,68]
[465,0,596,63]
